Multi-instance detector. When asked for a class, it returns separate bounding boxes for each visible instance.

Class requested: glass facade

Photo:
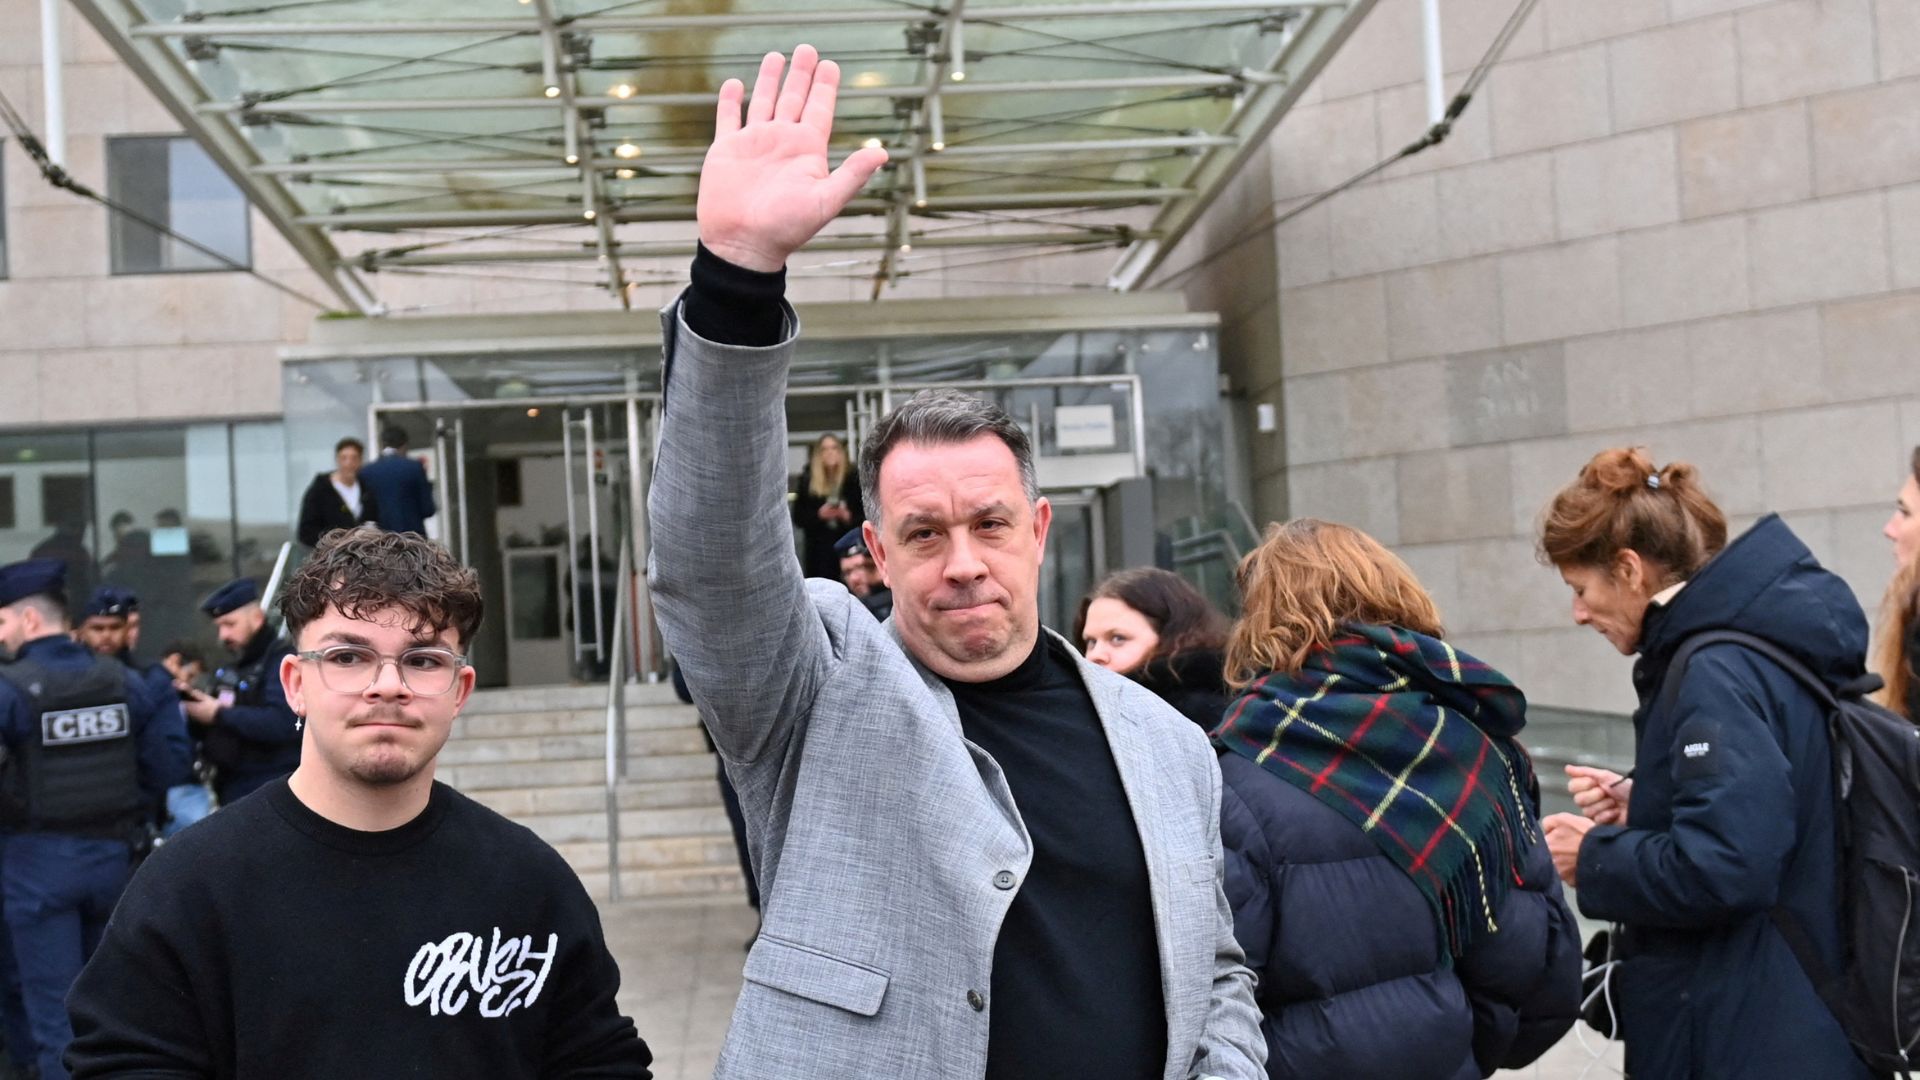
[0,421,291,658]
[283,318,1239,641]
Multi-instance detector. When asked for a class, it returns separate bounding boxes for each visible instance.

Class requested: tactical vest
[0,655,145,834]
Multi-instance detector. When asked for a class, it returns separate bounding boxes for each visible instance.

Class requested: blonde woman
[1880,446,1920,720]
[1215,519,1579,1078]
[791,433,864,581]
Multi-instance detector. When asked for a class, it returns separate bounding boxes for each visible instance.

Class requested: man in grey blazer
[650,46,1264,1080]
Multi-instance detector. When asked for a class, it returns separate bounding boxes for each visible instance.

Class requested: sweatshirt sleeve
[67,856,217,1078]
[541,867,654,1079]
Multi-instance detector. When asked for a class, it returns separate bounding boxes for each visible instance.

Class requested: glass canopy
[71,0,1372,312]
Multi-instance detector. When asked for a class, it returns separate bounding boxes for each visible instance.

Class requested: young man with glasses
[66,527,654,1079]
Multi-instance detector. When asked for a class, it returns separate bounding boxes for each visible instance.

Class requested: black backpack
[1664,629,1920,1076]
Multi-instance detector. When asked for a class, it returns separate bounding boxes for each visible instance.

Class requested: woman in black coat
[296,437,379,548]
[790,434,862,581]
[1217,519,1581,1080]
[1074,567,1230,730]
[1881,445,1920,720]
[1540,448,1873,1080]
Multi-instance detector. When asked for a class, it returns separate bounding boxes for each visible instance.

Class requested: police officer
[0,559,186,1080]
[833,528,892,622]
[179,579,299,805]
[76,588,209,838]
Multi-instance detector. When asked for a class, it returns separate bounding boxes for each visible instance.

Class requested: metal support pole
[1420,0,1445,124]
[39,0,64,166]
[563,410,584,662]
[453,416,470,566]
[584,407,605,664]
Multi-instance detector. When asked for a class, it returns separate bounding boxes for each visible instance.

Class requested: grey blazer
[648,298,1265,1080]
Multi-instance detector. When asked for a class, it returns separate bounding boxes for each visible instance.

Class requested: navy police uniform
[832,528,892,622]
[0,560,186,1080]
[197,579,300,805]
[81,588,206,838]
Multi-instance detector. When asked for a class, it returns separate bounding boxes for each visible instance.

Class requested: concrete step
[551,832,744,873]
[467,777,722,818]
[514,805,734,846]
[443,682,744,903]
[462,681,682,715]
[438,726,710,767]
[452,703,698,740]
[576,865,749,904]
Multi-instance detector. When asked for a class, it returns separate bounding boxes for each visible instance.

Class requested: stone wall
[1160,0,1920,712]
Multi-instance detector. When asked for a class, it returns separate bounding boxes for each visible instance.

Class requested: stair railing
[603,533,633,901]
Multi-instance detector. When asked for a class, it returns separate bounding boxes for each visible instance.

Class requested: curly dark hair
[280,526,483,649]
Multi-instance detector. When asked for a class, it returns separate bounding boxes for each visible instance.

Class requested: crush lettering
[41,705,130,745]
[403,928,558,1018]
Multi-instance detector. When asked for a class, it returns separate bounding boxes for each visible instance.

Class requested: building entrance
[371,373,1153,689]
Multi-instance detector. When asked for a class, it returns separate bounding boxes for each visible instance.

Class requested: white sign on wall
[1054,404,1117,451]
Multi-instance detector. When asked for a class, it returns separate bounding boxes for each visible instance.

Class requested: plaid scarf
[1213,624,1538,960]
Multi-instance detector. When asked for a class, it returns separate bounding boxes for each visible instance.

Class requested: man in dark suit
[357,428,437,537]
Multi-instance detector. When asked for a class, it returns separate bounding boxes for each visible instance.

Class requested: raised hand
[698,46,890,273]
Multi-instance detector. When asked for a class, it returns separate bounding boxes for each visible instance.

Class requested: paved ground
[605,896,1626,1080]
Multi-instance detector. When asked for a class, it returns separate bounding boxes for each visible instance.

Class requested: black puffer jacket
[1132,649,1228,732]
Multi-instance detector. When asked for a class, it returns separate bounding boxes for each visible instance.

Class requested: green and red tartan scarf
[1213,623,1539,961]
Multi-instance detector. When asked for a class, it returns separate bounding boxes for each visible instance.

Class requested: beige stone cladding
[1164,0,1920,714]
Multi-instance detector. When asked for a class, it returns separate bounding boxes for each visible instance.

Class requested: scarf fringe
[1436,742,1537,962]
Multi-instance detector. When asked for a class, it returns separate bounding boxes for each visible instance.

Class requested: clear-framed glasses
[295,644,469,696]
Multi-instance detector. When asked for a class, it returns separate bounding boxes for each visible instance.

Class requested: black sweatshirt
[66,779,653,1080]
[945,637,1167,1080]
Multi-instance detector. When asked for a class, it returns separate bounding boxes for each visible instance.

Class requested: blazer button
[992,870,1016,890]
[967,989,986,1011]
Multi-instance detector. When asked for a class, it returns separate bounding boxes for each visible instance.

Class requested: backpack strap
[1656,629,1854,1047]
[1658,629,1839,719]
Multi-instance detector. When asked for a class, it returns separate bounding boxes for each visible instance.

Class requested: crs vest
[0,655,145,834]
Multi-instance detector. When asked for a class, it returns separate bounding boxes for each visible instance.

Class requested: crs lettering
[403,928,558,1019]
[41,704,130,746]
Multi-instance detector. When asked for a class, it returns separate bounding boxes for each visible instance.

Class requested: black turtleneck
[942,636,1165,1080]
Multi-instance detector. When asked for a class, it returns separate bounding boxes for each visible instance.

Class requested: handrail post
[603,536,632,902]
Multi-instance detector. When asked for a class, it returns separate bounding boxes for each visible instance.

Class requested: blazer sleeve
[1575,646,1798,927]
[296,476,327,547]
[647,295,831,766]
[1194,753,1269,1080]
[416,460,437,521]
[359,484,380,529]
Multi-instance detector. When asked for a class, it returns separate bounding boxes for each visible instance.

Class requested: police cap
[82,586,139,619]
[833,528,870,559]
[200,577,260,617]
[0,558,67,609]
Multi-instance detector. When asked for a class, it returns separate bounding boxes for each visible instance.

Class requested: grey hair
[858,388,1040,522]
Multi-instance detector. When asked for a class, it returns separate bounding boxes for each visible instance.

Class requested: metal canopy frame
[67,0,1375,313]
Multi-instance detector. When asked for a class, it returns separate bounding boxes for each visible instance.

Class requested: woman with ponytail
[1536,447,1872,1080]
[1878,446,1920,720]
[1214,519,1580,1078]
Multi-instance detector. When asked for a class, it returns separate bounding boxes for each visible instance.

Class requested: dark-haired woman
[1074,567,1230,730]
[296,437,379,548]
[1537,447,1872,1080]
[1216,519,1580,1079]
[1879,446,1920,720]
